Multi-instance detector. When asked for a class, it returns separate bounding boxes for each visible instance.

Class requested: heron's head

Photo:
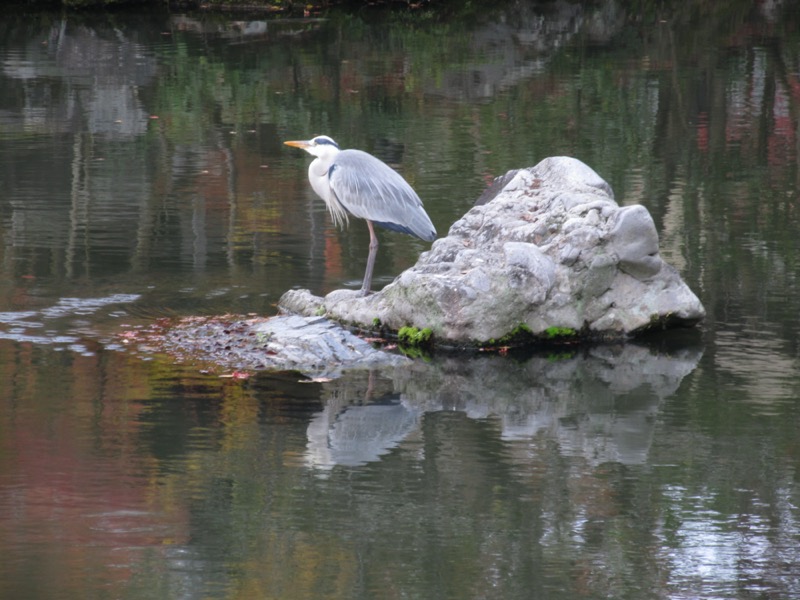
[284,135,340,158]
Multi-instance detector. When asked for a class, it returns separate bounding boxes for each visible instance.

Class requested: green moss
[508,323,532,337]
[647,312,674,330]
[547,351,577,362]
[398,326,433,347]
[478,323,583,351]
[314,306,326,317]
[396,326,434,359]
[543,326,577,339]
[487,323,534,347]
[372,317,382,328]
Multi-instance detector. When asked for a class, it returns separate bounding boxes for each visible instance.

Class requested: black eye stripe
[312,136,339,149]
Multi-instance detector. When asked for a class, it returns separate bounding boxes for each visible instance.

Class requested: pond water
[1,2,799,599]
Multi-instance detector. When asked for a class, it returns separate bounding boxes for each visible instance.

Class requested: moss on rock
[398,326,433,347]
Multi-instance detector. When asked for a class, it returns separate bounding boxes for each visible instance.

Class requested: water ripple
[39,294,142,319]
[0,293,141,351]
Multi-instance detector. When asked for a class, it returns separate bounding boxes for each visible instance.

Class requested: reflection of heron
[284,135,437,296]
[305,400,421,469]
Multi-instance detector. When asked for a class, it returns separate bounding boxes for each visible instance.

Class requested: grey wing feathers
[328,150,436,241]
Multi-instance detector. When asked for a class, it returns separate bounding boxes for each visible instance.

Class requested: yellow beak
[284,140,311,149]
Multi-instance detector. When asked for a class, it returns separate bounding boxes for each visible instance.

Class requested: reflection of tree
[640,10,800,371]
[0,15,324,302]
[0,341,190,599]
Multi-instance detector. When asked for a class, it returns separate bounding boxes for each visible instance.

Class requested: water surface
[1,3,799,599]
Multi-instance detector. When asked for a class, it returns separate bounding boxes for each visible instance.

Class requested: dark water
[1,3,799,599]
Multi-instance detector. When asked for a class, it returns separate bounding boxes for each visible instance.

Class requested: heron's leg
[360,220,379,296]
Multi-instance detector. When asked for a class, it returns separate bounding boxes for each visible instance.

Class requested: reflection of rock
[424,2,586,101]
[412,341,702,465]
[419,2,629,102]
[310,338,702,467]
[282,157,706,346]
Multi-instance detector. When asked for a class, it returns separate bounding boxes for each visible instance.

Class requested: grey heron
[284,135,436,296]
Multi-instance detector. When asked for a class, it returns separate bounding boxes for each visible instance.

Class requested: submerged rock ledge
[121,314,408,377]
[280,156,706,348]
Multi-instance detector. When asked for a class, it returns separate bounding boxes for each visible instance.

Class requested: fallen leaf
[299,376,333,383]
[220,371,251,380]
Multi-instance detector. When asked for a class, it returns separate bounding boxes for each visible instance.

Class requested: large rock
[280,157,705,346]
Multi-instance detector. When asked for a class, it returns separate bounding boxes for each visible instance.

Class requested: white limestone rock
[280,157,706,346]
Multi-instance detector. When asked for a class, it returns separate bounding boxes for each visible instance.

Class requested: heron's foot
[358,288,372,298]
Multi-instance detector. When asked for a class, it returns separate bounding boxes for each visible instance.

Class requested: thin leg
[360,220,378,296]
